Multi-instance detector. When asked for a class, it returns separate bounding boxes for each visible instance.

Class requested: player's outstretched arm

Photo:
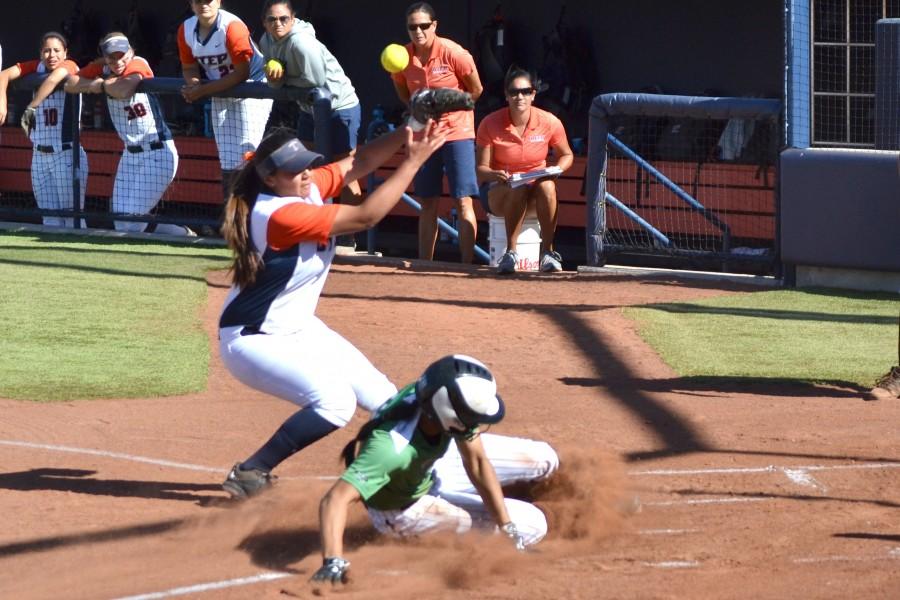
[313,479,361,584]
[457,432,513,528]
[329,122,447,236]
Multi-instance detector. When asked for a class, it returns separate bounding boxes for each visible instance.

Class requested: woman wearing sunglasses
[218,120,448,499]
[391,2,483,264]
[476,66,573,274]
[259,0,362,210]
[177,0,273,209]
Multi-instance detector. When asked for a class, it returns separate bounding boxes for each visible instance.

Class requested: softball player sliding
[217,121,448,499]
[312,354,558,585]
[0,32,87,227]
[178,0,273,202]
[64,33,191,236]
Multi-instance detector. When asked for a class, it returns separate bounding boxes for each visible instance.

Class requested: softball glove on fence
[310,556,350,585]
[407,87,475,131]
[20,107,36,138]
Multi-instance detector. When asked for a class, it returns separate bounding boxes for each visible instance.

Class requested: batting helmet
[416,355,505,433]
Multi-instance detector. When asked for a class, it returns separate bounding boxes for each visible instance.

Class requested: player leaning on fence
[0,32,87,228]
[178,0,273,208]
[259,0,363,210]
[64,32,193,237]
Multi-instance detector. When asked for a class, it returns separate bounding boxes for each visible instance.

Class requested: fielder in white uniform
[313,354,559,585]
[0,32,87,227]
[178,0,273,201]
[217,121,448,499]
[64,33,191,236]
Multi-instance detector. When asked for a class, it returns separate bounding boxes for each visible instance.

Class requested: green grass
[0,232,231,401]
[623,288,899,388]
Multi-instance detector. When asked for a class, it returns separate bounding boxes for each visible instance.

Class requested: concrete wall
[780,149,900,287]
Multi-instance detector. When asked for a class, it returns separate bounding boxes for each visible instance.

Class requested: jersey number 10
[43,108,58,126]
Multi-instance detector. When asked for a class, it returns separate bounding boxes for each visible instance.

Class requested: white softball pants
[112,140,186,235]
[218,319,397,427]
[367,434,559,547]
[211,96,273,171]
[31,146,88,228]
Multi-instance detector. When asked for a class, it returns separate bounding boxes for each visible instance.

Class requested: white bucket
[488,214,542,271]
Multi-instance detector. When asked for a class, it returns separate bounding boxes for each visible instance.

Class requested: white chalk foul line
[0,439,336,480]
[643,497,768,507]
[641,560,700,569]
[638,528,701,535]
[630,462,900,476]
[110,572,292,600]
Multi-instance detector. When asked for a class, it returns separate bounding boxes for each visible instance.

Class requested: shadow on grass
[560,375,867,399]
[632,302,898,325]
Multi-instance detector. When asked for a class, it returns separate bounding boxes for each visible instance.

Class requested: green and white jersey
[341,384,473,510]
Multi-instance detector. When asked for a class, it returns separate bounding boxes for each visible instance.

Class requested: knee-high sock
[242,408,339,472]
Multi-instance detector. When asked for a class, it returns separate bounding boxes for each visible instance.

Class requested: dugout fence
[0,75,333,234]
[584,93,782,271]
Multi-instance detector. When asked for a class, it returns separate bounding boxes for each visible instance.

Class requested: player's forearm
[181,65,201,85]
[319,490,350,558]
[29,69,68,108]
[104,77,140,100]
[346,126,409,180]
[465,453,512,526]
[331,161,419,234]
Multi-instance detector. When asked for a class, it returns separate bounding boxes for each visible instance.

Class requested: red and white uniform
[178,9,272,170]
[218,165,396,426]
[79,58,186,235]
[18,59,88,227]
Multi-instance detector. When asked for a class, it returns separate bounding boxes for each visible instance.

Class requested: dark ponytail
[222,127,297,288]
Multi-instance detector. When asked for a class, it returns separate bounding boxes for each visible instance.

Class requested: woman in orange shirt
[476,67,573,274]
[391,2,483,263]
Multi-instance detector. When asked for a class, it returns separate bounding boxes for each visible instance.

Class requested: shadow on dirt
[0,467,221,502]
[0,518,184,557]
[239,525,377,573]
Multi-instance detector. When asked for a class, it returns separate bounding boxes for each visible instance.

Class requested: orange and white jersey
[79,58,171,147]
[178,9,266,82]
[219,164,345,334]
[17,59,80,149]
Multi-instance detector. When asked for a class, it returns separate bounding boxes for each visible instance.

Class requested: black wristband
[100,80,107,95]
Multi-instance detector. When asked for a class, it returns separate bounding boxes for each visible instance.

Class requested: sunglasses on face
[407,22,434,32]
[508,87,535,97]
[265,15,292,25]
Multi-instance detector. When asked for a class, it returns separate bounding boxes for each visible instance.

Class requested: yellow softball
[380,44,409,74]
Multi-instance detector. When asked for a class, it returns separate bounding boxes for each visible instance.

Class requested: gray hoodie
[259,19,359,113]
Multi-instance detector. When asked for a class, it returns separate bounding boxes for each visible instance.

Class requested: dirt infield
[1,259,898,600]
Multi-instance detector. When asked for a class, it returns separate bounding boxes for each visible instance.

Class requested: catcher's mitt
[20,106,36,138]
[407,87,475,131]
